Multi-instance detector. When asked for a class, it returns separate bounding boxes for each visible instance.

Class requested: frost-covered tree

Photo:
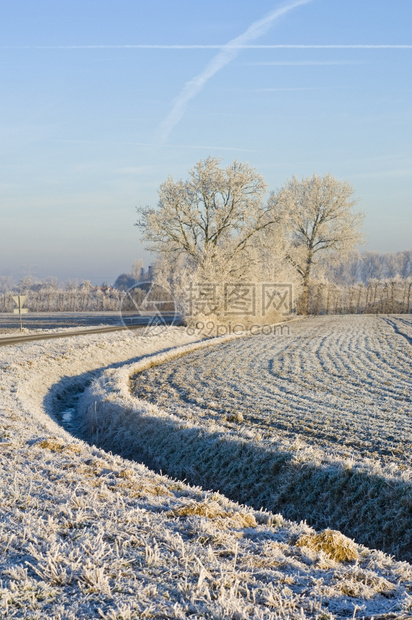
[131,259,144,281]
[114,273,138,292]
[136,157,278,280]
[396,250,412,279]
[136,157,303,323]
[359,251,384,282]
[322,249,412,285]
[269,173,364,314]
[0,276,14,294]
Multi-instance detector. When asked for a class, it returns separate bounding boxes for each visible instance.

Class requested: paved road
[0,311,122,331]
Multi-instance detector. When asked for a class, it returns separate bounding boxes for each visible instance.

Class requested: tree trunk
[299,252,313,315]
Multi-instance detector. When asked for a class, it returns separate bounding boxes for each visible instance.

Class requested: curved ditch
[43,331,215,435]
[77,390,412,563]
[48,318,412,564]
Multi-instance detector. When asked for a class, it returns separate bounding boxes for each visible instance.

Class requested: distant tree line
[0,277,122,313]
[323,250,412,285]
[304,250,412,315]
[0,254,410,315]
[307,277,412,315]
[0,261,156,313]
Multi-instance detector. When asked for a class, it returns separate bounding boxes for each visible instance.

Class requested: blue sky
[1,0,411,283]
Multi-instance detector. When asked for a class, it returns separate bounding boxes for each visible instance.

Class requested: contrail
[248,60,358,65]
[3,44,411,50]
[49,138,256,152]
[155,0,313,144]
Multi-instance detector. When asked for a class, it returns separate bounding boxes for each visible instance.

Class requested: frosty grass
[125,315,412,560]
[0,318,412,618]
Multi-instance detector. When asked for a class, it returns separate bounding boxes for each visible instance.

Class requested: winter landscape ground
[127,316,412,560]
[132,316,411,469]
[0,317,412,618]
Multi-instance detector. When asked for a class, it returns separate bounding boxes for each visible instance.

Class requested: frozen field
[88,314,412,561]
[132,315,412,468]
[1,320,412,618]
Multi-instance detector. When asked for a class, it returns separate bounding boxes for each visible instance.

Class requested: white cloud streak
[2,44,411,49]
[250,86,342,91]
[155,0,313,144]
[247,60,358,65]
[49,138,256,152]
